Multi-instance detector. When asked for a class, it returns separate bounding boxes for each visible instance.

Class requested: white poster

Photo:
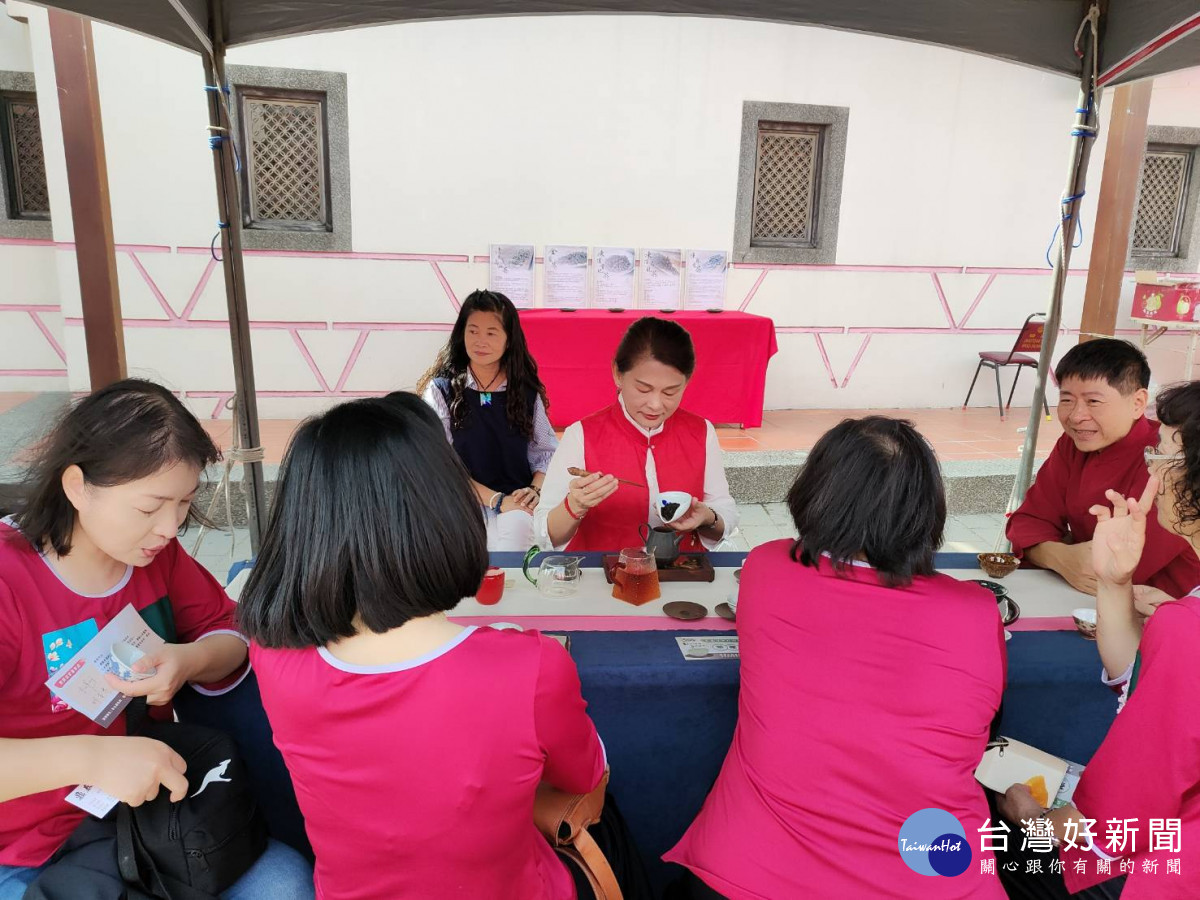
[488,244,536,307]
[544,245,589,308]
[593,247,637,308]
[640,249,682,311]
[684,250,729,310]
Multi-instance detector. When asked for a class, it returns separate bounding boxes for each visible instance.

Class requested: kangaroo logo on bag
[118,723,267,899]
[190,759,232,798]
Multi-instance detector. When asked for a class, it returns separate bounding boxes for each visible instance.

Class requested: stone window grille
[237,89,330,232]
[1132,145,1192,257]
[751,122,823,249]
[0,92,49,220]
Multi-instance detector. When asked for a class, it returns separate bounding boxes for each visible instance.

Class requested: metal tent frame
[21,0,1200,547]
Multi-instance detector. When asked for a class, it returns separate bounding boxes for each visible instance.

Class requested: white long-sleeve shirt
[534,398,739,551]
[420,374,558,476]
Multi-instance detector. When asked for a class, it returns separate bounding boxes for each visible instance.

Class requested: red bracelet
[564,496,586,521]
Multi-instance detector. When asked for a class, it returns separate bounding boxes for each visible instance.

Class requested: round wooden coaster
[663,600,708,621]
[714,602,736,621]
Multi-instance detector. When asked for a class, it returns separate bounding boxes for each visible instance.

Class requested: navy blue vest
[435,377,535,495]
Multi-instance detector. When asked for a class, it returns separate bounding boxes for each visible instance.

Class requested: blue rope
[207,133,242,173]
[1045,192,1087,269]
[1071,94,1097,138]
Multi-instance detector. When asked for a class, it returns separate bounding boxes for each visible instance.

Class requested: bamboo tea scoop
[568,467,645,489]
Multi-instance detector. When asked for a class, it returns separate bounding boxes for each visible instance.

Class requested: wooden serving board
[601,553,716,584]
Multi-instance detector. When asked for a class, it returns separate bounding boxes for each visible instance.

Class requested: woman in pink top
[237,394,626,900]
[995,381,1200,900]
[665,416,1007,899]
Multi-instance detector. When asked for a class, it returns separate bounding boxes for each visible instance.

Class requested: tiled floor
[189,511,1007,581]
[0,393,1058,464]
[736,408,1062,460]
[0,393,37,415]
[197,407,1062,465]
[721,507,1006,554]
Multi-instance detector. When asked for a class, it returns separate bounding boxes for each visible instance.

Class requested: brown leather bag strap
[534,769,623,900]
[572,827,623,900]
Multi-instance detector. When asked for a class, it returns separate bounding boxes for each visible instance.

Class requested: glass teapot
[522,547,584,598]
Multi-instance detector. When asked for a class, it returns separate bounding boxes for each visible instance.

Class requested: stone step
[182,452,1033,527]
[0,394,1041,526]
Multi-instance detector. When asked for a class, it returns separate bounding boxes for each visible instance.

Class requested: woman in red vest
[535,317,738,552]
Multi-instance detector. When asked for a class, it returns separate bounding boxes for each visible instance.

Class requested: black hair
[416,290,548,440]
[236,393,488,649]
[786,416,945,587]
[2,379,220,555]
[1054,339,1150,396]
[613,316,696,378]
[1155,382,1200,535]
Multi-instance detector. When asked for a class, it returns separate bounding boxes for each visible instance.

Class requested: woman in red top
[535,317,738,552]
[0,380,312,898]
[665,416,1006,900]
[238,393,649,899]
[997,381,1200,900]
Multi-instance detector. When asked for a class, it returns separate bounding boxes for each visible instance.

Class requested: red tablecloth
[519,310,778,428]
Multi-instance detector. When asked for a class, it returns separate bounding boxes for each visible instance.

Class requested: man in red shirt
[1006,339,1199,600]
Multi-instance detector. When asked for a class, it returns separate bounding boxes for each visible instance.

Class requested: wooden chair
[963,314,1050,420]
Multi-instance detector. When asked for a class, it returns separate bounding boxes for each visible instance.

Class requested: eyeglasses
[1145,446,1184,466]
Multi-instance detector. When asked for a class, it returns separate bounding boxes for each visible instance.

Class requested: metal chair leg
[993,365,1005,420]
[963,360,985,409]
[1006,366,1023,409]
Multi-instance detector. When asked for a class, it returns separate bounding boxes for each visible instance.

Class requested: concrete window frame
[226,64,351,253]
[1127,125,1200,274]
[733,100,849,266]
[0,70,51,240]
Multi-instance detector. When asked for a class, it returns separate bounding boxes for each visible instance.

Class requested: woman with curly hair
[997,380,1200,900]
[418,290,556,550]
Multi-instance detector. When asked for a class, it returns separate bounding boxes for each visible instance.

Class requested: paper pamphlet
[488,244,536,307]
[640,249,682,310]
[44,604,165,729]
[544,245,589,307]
[683,250,728,309]
[64,783,119,818]
[975,736,1083,809]
[676,636,739,660]
[593,247,636,307]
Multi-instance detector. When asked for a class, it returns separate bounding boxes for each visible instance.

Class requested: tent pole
[1002,22,1101,542]
[202,10,267,554]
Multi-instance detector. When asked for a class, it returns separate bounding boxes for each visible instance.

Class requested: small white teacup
[1072,608,1097,641]
[657,491,693,525]
[110,642,156,681]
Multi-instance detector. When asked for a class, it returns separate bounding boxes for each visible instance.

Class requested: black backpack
[116,721,268,900]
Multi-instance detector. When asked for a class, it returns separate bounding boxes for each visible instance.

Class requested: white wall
[3,8,1200,414]
[0,4,65,390]
[0,0,31,68]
